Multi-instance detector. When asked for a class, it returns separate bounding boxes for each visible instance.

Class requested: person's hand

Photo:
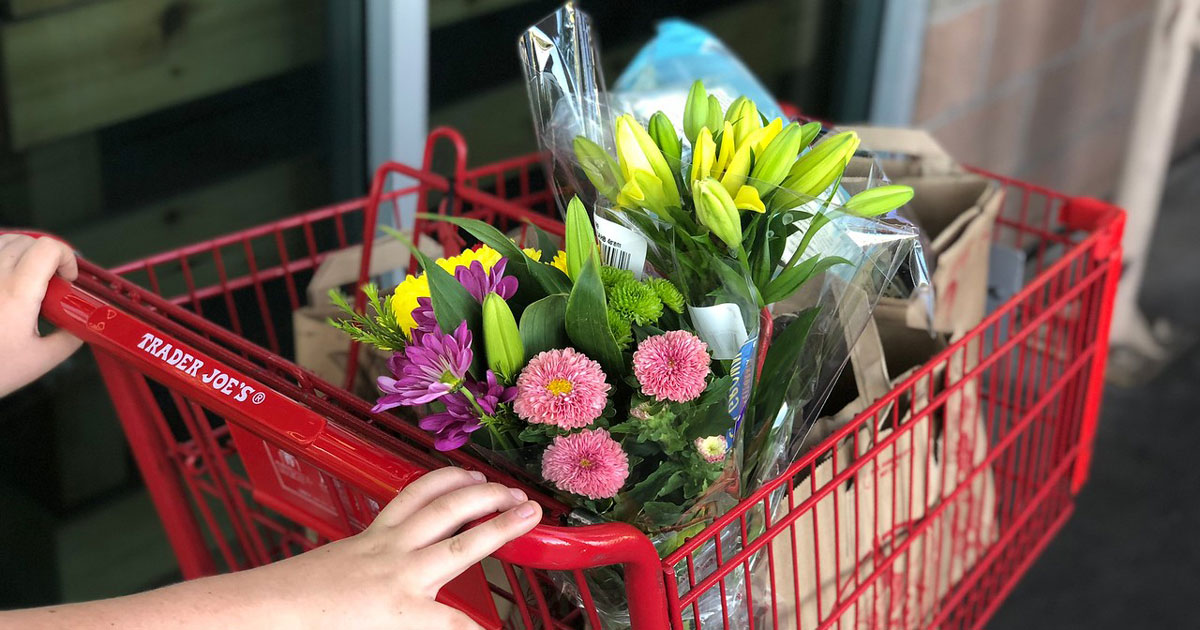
[237,467,542,629]
[0,234,82,397]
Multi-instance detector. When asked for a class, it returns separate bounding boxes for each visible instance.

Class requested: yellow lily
[746,117,784,156]
[714,121,735,178]
[623,114,681,207]
[734,185,766,213]
[720,142,754,197]
[615,115,655,182]
[690,127,716,184]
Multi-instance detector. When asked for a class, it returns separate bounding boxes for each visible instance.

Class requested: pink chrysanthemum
[541,429,629,499]
[695,435,728,463]
[632,330,711,402]
[513,348,610,429]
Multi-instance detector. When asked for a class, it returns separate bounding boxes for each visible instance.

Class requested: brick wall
[913,0,1199,199]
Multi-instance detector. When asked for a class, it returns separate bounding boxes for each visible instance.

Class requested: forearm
[0,568,298,630]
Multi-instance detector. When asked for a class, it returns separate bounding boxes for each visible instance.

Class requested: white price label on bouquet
[688,303,750,360]
[595,214,647,278]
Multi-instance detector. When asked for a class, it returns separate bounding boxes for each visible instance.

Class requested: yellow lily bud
[748,118,785,156]
[720,141,754,197]
[779,131,861,201]
[714,121,735,178]
[618,170,669,215]
[728,99,762,148]
[734,185,766,213]
[694,178,743,250]
[749,122,806,195]
[615,115,654,183]
[690,127,716,184]
[683,80,709,145]
[620,114,681,208]
[483,293,524,381]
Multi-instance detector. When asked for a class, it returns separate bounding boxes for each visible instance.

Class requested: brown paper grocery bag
[849,126,1004,337]
[292,233,439,399]
[756,314,995,630]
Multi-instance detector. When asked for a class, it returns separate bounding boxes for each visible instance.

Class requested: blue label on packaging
[726,335,757,439]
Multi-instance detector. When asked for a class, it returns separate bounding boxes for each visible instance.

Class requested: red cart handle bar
[35,270,671,628]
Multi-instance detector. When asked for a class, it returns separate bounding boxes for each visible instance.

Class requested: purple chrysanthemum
[467,369,518,414]
[418,393,479,450]
[415,370,515,451]
[409,297,440,344]
[456,258,518,303]
[373,321,472,410]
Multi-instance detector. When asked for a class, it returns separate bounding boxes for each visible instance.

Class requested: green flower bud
[482,293,524,380]
[648,111,682,168]
[565,196,599,281]
[776,131,861,206]
[705,95,724,134]
[646,277,684,313]
[749,122,806,195]
[683,80,709,145]
[843,185,915,217]
[727,98,762,148]
[694,178,743,251]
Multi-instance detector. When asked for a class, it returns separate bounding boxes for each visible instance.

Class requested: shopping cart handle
[41,275,329,446]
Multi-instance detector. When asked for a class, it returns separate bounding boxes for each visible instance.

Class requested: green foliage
[519,294,568,358]
[325,284,409,352]
[565,250,624,374]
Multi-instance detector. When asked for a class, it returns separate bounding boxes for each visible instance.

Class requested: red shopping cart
[24,127,1122,630]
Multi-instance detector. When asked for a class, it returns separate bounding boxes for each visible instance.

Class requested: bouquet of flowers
[332,4,921,627]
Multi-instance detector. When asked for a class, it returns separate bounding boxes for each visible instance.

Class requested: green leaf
[519,294,567,358]
[565,250,624,374]
[416,214,570,294]
[759,308,819,388]
[744,307,821,479]
[565,196,599,281]
[763,255,852,304]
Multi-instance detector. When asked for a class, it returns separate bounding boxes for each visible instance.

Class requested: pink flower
[541,429,629,499]
[632,330,711,402]
[513,348,610,429]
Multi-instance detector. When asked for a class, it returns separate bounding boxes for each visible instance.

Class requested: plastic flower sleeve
[518,3,613,215]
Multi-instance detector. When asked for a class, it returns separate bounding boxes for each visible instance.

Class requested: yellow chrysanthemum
[550,250,568,274]
[388,245,503,337]
[522,247,569,274]
[436,245,503,274]
[389,273,430,336]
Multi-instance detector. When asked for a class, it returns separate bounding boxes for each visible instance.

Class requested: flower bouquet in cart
[329,4,921,627]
